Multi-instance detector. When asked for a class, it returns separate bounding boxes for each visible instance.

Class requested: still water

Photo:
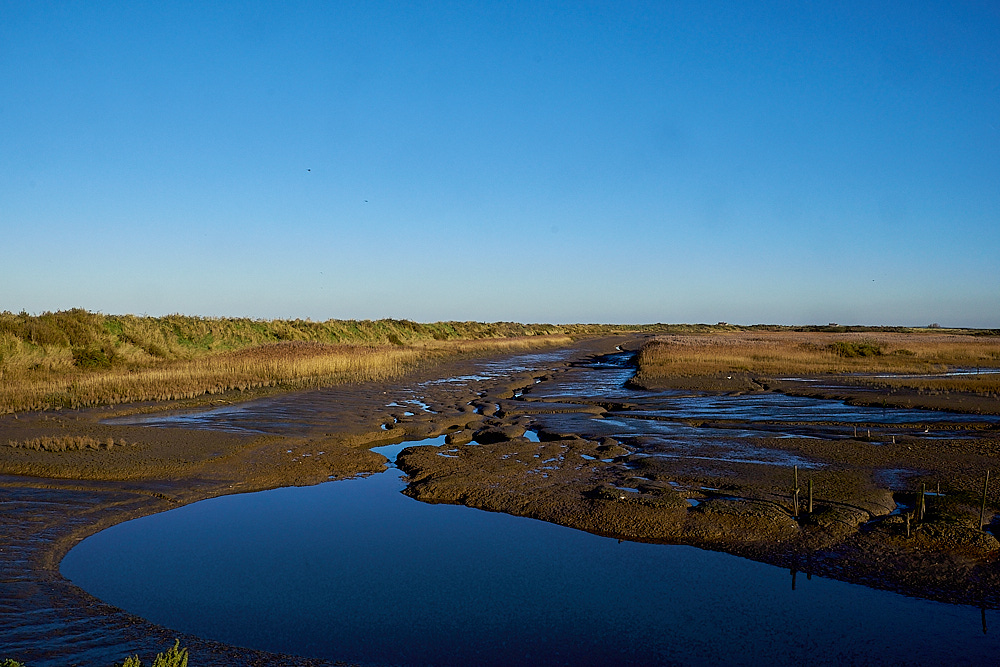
[62,439,1000,666]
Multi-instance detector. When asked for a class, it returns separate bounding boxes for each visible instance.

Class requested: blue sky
[2,2,998,326]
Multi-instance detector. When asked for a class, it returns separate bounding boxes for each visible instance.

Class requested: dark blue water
[62,446,1000,666]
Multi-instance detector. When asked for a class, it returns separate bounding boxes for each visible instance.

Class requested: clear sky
[2,2,998,326]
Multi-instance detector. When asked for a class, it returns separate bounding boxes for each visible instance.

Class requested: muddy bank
[631,370,1000,417]
[397,431,1000,607]
[397,353,1000,609]
[772,377,1000,416]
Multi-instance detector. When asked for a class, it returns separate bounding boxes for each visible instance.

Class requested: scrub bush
[829,340,883,358]
[121,640,189,667]
[72,346,115,369]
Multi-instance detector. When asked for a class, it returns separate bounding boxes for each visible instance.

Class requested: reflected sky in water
[62,464,1000,666]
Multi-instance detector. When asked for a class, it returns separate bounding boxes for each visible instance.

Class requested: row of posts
[790,466,992,534]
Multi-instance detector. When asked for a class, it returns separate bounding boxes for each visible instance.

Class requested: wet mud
[3,336,1000,664]
[397,350,1000,610]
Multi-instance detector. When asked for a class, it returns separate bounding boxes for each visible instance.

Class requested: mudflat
[3,333,1000,665]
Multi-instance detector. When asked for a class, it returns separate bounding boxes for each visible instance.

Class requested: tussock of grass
[122,640,188,667]
[6,436,127,451]
[634,332,1000,395]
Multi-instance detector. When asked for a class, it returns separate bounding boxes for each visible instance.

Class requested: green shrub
[72,346,114,369]
[830,340,883,358]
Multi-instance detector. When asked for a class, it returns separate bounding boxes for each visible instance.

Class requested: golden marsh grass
[0,334,573,414]
[634,332,1000,395]
[0,309,579,413]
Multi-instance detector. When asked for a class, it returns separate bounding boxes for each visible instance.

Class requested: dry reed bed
[6,436,128,452]
[0,336,572,414]
[635,332,1000,394]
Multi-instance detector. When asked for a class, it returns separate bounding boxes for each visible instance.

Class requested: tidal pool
[62,443,1000,667]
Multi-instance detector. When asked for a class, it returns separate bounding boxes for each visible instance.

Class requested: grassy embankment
[633,330,1000,395]
[0,309,576,414]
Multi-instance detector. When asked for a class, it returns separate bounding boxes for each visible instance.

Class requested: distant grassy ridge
[3,311,997,413]
[0,309,566,362]
[0,310,579,413]
[633,331,1000,395]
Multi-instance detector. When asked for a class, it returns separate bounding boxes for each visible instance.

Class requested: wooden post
[808,479,813,515]
[793,465,800,518]
[920,483,926,521]
[905,513,911,537]
[981,470,991,531]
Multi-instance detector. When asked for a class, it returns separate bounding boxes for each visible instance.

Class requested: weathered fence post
[793,465,800,518]
[981,470,991,531]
